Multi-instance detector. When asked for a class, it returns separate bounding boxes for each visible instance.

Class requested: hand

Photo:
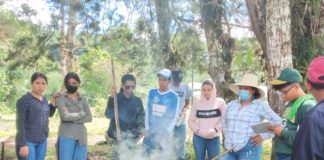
[198,130,209,137]
[19,146,28,158]
[80,111,86,117]
[50,92,62,106]
[110,86,117,97]
[63,106,68,113]
[208,128,217,137]
[267,125,284,136]
[250,135,263,147]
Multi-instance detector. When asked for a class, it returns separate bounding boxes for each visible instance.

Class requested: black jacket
[105,92,145,140]
[291,99,324,160]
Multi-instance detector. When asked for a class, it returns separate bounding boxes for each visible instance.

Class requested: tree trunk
[59,0,68,77]
[154,0,171,68]
[66,0,79,72]
[246,0,267,52]
[200,0,234,98]
[265,0,293,115]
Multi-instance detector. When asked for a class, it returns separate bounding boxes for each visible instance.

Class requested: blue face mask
[238,89,251,101]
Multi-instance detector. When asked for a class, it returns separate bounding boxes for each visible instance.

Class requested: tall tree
[265,0,292,115]
[49,0,102,75]
[154,0,173,68]
[246,0,292,115]
[200,0,234,98]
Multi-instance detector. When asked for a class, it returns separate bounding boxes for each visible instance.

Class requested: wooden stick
[111,59,121,142]
[211,147,234,160]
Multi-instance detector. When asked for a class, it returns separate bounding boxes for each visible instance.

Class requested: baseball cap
[270,68,302,85]
[171,69,183,82]
[307,56,324,84]
[157,68,172,79]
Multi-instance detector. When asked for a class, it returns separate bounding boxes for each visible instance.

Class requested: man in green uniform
[268,67,317,160]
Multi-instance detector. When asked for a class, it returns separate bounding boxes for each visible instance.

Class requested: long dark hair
[31,72,48,84]
[64,72,81,87]
[252,87,261,99]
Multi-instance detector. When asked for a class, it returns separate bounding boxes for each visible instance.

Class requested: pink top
[188,81,227,139]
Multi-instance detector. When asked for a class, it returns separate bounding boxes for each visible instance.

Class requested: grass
[0,112,273,160]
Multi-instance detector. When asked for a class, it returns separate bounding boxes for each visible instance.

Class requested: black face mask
[66,85,78,93]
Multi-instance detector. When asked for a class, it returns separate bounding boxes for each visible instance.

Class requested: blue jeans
[221,142,262,160]
[276,154,290,160]
[174,124,186,159]
[193,134,220,160]
[58,136,87,160]
[16,140,47,160]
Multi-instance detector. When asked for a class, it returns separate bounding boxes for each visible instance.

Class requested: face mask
[238,89,251,101]
[66,85,78,93]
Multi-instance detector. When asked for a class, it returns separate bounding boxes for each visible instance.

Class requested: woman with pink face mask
[188,80,227,160]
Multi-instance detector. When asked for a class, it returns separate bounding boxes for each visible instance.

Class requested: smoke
[112,132,179,160]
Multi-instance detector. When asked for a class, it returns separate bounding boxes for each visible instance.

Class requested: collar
[63,91,82,100]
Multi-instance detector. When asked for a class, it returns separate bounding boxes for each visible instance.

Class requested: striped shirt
[16,92,56,147]
[222,99,282,151]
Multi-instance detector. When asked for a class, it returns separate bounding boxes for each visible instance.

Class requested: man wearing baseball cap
[291,57,324,160]
[143,68,180,158]
[169,69,192,160]
[269,68,316,160]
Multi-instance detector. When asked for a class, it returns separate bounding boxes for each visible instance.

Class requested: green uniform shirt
[274,96,316,155]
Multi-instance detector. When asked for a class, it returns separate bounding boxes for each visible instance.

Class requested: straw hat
[229,74,265,98]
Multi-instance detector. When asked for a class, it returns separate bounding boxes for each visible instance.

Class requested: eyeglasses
[278,84,296,95]
[124,85,136,90]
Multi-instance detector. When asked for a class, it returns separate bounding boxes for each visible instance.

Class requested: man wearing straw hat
[268,68,316,160]
[291,56,324,160]
[221,74,282,160]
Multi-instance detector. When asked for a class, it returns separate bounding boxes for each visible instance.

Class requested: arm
[279,129,297,147]
[105,97,114,119]
[214,99,227,132]
[134,98,145,136]
[74,99,92,123]
[188,104,199,133]
[182,85,192,112]
[167,94,179,132]
[145,92,151,131]
[137,99,145,131]
[49,103,56,117]
[56,97,84,122]
[259,102,282,140]
[16,98,27,147]
[49,92,61,117]
[280,102,315,146]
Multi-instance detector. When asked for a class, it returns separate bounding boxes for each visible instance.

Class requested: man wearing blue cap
[143,68,180,158]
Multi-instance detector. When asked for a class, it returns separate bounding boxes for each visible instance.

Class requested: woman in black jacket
[105,74,145,160]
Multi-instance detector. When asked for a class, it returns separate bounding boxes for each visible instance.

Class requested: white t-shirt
[169,83,192,111]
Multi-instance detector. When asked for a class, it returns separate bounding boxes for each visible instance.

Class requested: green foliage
[91,95,107,117]
[232,38,264,80]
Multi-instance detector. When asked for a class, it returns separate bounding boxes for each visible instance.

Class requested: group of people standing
[16,72,92,160]
[15,56,324,160]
